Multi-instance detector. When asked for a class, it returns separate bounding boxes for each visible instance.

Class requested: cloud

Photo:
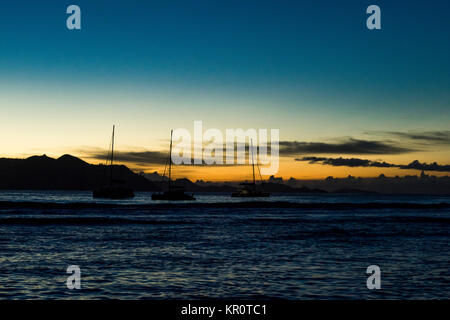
[110,151,169,165]
[79,135,416,168]
[279,138,416,155]
[78,134,421,169]
[398,160,450,172]
[296,156,450,172]
[368,130,450,145]
[299,156,396,168]
[80,148,246,167]
[81,148,169,166]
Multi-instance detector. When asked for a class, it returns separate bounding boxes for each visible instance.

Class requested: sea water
[0,191,448,299]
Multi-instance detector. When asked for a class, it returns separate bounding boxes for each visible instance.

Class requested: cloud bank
[296,156,450,172]
[279,138,416,155]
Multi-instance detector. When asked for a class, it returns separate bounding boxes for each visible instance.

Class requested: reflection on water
[0,191,448,299]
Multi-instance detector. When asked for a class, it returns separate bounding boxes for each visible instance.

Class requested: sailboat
[231,139,270,198]
[151,130,196,201]
[93,125,135,199]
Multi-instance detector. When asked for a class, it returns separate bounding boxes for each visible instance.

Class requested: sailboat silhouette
[151,130,196,201]
[93,125,135,199]
[231,139,269,198]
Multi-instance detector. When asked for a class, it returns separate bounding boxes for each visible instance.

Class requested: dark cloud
[84,149,169,166]
[82,148,246,167]
[299,156,395,168]
[112,151,169,165]
[279,138,416,155]
[296,157,450,172]
[368,131,450,144]
[399,160,450,172]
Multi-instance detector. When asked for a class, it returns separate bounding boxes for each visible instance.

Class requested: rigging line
[107,135,113,166]
[160,141,172,188]
[161,155,169,183]
[251,139,256,185]
[101,132,113,185]
[168,130,173,192]
[256,161,264,184]
[255,145,264,184]
[110,125,115,184]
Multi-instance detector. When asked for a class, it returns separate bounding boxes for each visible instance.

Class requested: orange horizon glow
[6,152,444,182]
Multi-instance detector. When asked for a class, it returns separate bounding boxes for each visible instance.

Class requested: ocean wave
[0,217,193,226]
[249,216,450,224]
[0,200,448,210]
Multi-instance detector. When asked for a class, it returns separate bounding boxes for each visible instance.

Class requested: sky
[0,0,449,181]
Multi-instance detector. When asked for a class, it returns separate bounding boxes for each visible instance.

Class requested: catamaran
[231,139,269,198]
[93,125,135,199]
[151,130,196,201]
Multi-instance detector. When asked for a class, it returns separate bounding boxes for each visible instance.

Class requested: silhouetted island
[0,154,157,191]
[0,154,449,194]
[0,154,328,193]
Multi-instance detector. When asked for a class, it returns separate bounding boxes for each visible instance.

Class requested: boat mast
[110,125,115,185]
[168,130,173,192]
[251,139,256,186]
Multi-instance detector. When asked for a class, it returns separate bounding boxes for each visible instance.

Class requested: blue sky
[0,0,449,178]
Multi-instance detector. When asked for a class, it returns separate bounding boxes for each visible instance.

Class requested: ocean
[0,191,448,300]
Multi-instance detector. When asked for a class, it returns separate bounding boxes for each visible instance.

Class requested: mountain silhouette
[0,154,331,193]
[2,154,447,194]
[0,154,158,191]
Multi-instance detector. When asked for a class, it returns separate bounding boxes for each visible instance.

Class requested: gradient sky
[0,0,449,181]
